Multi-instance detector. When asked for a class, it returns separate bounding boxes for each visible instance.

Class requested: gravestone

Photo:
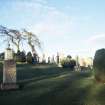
[1,48,19,90]
[48,56,50,64]
[51,55,55,63]
[56,52,59,64]
[42,54,46,63]
[75,56,80,71]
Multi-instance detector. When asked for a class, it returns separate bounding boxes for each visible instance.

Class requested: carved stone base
[3,60,16,83]
[0,83,19,90]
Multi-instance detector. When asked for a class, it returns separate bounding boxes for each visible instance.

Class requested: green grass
[0,61,3,82]
[0,62,105,105]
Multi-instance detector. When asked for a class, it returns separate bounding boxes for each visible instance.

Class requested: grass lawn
[0,62,105,105]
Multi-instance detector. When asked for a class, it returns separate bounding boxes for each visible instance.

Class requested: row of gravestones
[0,47,86,90]
[41,53,60,64]
[0,48,60,90]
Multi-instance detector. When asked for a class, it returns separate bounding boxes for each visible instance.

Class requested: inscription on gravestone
[3,60,16,84]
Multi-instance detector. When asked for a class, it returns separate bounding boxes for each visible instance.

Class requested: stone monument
[48,56,50,64]
[51,55,55,63]
[1,47,19,90]
[42,54,46,63]
[56,52,59,64]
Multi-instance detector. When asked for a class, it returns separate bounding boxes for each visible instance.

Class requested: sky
[0,0,105,58]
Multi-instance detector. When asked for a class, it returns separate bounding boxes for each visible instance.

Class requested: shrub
[15,51,26,62]
[93,48,105,83]
[67,55,72,59]
[27,52,33,64]
[15,51,21,62]
[20,51,26,62]
[70,59,76,69]
[60,57,76,69]
[33,53,38,64]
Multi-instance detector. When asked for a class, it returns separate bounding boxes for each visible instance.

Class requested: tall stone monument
[56,52,59,64]
[42,54,46,63]
[51,55,55,63]
[1,47,18,90]
[75,56,80,71]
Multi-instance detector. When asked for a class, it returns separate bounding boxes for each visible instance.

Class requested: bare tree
[0,25,23,52]
[23,29,41,57]
[0,25,10,45]
[0,26,42,59]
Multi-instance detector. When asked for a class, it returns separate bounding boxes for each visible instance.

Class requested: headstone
[42,54,46,63]
[51,55,55,63]
[1,48,19,90]
[56,52,59,64]
[48,57,50,64]
[75,56,80,71]
[37,56,40,63]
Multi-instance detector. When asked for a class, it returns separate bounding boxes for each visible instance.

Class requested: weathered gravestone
[48,56,50,64]
[51,55,55,63]
[42,54,46,63]
[56,52,59,64]
[1,48,19,90]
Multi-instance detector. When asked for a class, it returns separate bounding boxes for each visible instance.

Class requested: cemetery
[0,1,105,105]
[0,27,105,105]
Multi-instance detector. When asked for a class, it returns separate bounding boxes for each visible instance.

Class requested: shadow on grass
[16,63,72,84]
[29,72,93,105]
[1,63,104,105]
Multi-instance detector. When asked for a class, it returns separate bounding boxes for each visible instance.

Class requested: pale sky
[0,0,105,58]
